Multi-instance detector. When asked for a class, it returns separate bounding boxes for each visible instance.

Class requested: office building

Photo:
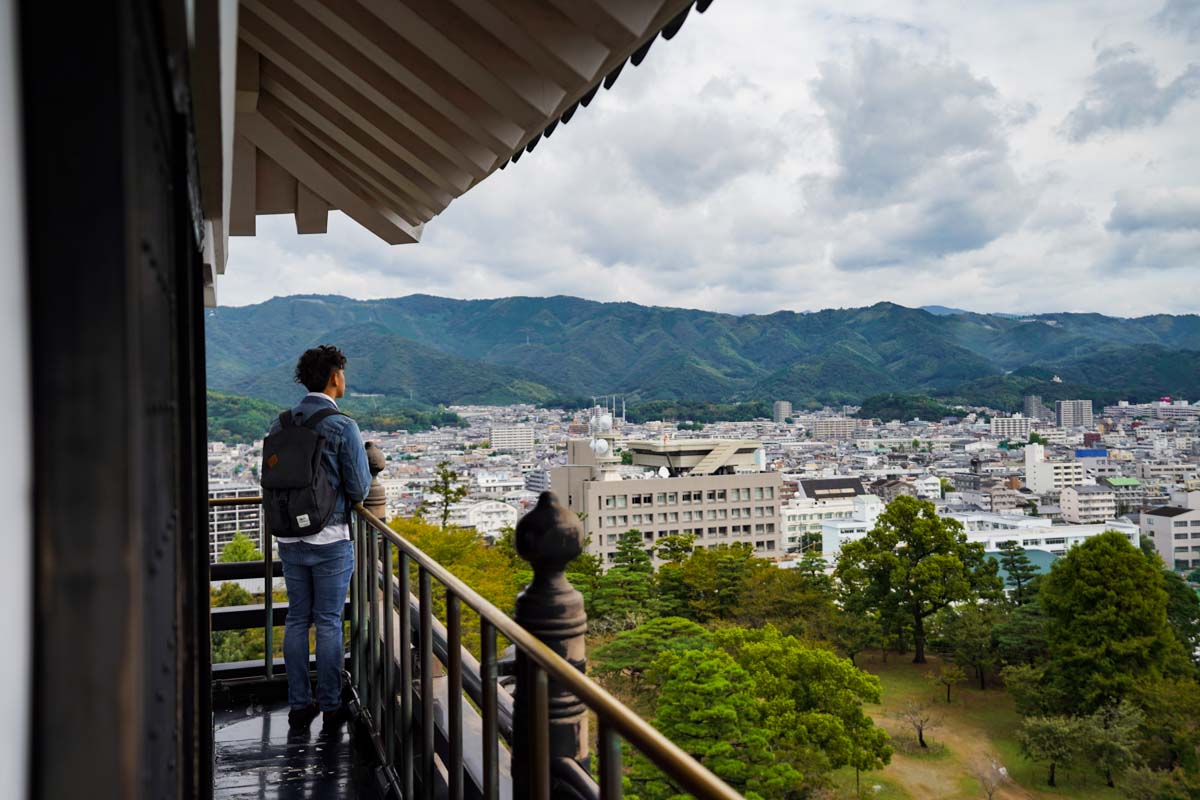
[1056,399,1094,429]
[490,425,535,454]
[551,438,783,565]
[784,493,881,554]
[773,400,793,424]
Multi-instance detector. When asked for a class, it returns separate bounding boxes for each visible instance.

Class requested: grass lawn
[839,651,1124,800]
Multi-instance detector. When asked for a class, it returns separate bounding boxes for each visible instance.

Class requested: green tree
[591,530,657,630]
[1161,568,1200,664]
[939,477,954,498]
[712,625,892,778]
[1018,715,1082,787]
[834,496,1001,663]
[995,603,1048,666]
[997,540,1038,605]
[926,663,967,703]
[680,543,766,622]
[1039,531,1191,713]
[219,531,263,563]
[427,460,468,528]
[732,566,835,639]
[1132,677,1200,773]
[828,609,881,667]
[652,533,697,618]
[590,616,712,685]
[938,603,1002,690]
[630,647,804,799]
[1082,700,1145,787]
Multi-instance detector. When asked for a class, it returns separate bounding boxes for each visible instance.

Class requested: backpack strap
[299,407,346,430]
[278,410,296,429]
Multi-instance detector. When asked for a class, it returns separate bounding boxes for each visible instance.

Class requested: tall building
[208,484,264,563]
[990,414,1034,440]
[551,438,783,565]
[773,400,793,424]
[811,417,858,440]
[490,424,535,453]
[1056,399,1094,429]
[1023,395,1051,420]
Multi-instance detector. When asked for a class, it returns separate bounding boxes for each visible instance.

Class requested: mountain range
[205,295,1200,411]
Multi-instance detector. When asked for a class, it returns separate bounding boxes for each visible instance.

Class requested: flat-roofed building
[1141,506,1200,570]
[1057,399,1094,429]
[490,425,535,454]
[1024,443,1087,494]
[552,438,782,565]
[1061,484,1117,524]
[991,414,1034,440]
[811,417,858,440]
[208,484,263,563]
[773,400,792,424]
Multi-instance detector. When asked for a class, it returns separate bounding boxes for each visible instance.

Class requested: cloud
[1106,187,1200,233]
[1153,0,1200,42]
[1062,44,1200,142]
[806,41,1031,269]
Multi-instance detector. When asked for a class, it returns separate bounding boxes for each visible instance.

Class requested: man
[269,345,371,729]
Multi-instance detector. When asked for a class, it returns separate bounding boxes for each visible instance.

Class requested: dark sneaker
[322,705,351,729]
[288,703,319,729]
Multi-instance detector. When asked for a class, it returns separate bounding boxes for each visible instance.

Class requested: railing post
[512,491,588,798]
[363,440,387,521]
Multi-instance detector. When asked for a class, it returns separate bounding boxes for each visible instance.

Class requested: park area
[829,653,1123,800]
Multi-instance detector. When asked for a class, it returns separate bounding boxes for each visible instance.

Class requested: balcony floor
[214,699,382,799]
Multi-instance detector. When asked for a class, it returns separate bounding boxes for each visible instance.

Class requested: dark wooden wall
[21,1,210,797]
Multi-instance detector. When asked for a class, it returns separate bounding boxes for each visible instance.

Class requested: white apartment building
[446,500,518,539]
[1137,462,1199,483]
[552,438,783,565]
[773,400,793,424]
[811,418,858,440]
[523,468,552,494]
[490,425,535,454]
[782,494,881,554]
[207,484,263,563]
[473,471,526,497]
[1141,506,1200,570]
[1060,485,1118,524]
[823,507,1137,561]
[1057,399,1094,429]
[990,414,1034,441]
[1024,443,1087,494]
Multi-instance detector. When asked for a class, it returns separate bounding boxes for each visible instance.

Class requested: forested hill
[205,295,1200,410]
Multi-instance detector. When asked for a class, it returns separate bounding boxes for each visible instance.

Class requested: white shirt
[275,392,351,546]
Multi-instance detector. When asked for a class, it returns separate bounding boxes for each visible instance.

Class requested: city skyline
[223,1,1199,317]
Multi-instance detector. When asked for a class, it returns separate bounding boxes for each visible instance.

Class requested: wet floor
[213,701,381,799]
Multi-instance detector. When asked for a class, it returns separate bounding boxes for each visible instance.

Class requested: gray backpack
[260,408,345,537]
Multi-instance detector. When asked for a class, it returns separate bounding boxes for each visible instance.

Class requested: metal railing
[207,492,743,799]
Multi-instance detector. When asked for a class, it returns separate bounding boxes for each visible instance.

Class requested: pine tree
[591,530,657,630]
[998,540,1038,605]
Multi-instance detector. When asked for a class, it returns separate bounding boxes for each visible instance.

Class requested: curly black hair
[294,345,347,392]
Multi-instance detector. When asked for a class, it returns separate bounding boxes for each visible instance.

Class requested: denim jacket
[268,392,372,527]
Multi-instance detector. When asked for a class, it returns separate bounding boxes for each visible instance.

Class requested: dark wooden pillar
[21,1,207,798]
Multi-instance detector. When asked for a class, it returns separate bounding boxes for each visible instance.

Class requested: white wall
[0,0,30,794]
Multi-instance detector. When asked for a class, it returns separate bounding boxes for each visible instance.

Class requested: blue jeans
[278,539,354,711]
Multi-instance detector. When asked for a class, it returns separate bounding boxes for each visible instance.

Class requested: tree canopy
[834,496,1001,662]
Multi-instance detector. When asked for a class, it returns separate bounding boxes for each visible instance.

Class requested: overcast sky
[223,0,1200,317]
